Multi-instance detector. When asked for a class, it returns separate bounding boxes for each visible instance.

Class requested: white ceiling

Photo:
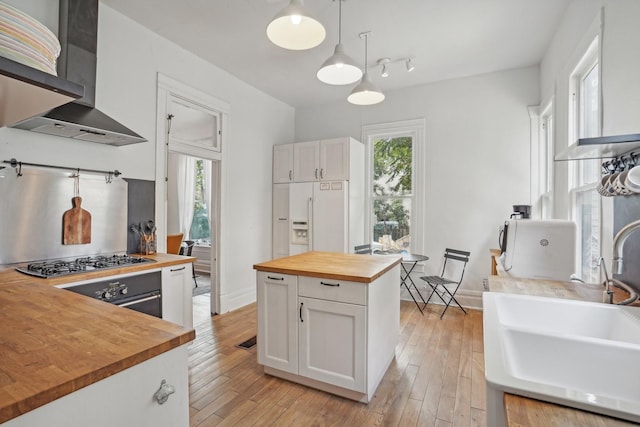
[101,0,572,108]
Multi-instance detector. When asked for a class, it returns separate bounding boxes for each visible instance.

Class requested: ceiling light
[377,58,390,78]
[317,0,361,85]
[348,32,385,106]
[405,58,415,72]
[266,0,326,51]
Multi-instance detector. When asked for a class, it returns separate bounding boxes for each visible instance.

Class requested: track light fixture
[377,58,390,78]
[348,32,385,106]
[317,0,362,85]
[266,0,326,50]
[406,58,415,72]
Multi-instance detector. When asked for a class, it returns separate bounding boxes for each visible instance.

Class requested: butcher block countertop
[253,251,402,283]
[488,250,637,427]
[0,253,196,424]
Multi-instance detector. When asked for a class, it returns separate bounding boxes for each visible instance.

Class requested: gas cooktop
[16,254,156,279]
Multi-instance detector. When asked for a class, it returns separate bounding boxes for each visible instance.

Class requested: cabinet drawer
[298,276,366,305]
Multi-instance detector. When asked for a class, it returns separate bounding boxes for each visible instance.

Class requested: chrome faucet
[598,257,613,304]
[612,219,640,274]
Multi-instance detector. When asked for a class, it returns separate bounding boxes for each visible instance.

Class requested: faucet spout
[612,219,640,275]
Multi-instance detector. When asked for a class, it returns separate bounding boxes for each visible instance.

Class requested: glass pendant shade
[347,72,385,105]
[317,43,362,85]
[266,0,326,50]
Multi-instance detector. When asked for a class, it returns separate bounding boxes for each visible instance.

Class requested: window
[363,119,424,254]
[568,36,600,283]
[372,136,413,252]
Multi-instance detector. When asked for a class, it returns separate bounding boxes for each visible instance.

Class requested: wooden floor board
[188,298,486,426]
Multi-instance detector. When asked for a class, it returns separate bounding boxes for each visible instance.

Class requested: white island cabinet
[255,251,401,403]
[3,345,189,427]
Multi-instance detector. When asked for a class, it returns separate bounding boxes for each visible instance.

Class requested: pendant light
[316,0,361,85]
[266,0,326,51]
[348,32,385,106]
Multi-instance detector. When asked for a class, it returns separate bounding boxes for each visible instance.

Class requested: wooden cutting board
[63,196,91,244]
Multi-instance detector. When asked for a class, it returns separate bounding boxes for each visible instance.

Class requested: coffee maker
[510,204,531,219]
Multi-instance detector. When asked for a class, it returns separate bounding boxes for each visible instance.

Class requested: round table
[400,254,429,313]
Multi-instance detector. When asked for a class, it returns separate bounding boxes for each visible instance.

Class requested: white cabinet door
[293,140,320,182]
[298,296,366,392]
[162,264,193,329]
[272,183,290,259]
[4,346,190,427]
[257,271,298,374]
[319,138,349,181]
[273,144,294,183]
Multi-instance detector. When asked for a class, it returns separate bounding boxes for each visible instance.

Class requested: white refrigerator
[273,181,363,258]
[500,219,577,281]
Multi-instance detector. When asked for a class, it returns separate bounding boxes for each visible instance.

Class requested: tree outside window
[372,136,412,252]
[189,159,210,243]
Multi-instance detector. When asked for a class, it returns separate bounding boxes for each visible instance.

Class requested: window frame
[362,119,425,255]
[539,101,554,219]
[568,35,601,283]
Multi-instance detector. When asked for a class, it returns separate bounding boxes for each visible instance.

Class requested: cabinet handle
[267,275,284,281]
[320,281,340,287]
[320,168,324,179]
[153,379,175,405]
[289,170,292,180]
[314,168,318,179]
[299,302,304,322]
[170,266,186,272]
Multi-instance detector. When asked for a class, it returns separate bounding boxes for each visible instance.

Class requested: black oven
[64,271,162,318]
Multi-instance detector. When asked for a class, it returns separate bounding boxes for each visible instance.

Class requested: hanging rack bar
[2,158,121,178]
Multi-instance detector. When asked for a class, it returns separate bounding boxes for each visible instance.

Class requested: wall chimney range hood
[12,0,146,146]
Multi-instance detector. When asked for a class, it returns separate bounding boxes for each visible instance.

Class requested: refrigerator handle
[308,196,313,251]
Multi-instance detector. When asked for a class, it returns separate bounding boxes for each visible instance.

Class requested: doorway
[167,152,220,321]
[155,73,229,319]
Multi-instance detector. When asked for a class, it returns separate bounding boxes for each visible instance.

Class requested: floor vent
[236,335,257,350]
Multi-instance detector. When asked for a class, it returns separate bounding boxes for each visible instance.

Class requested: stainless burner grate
[16,255,155,278]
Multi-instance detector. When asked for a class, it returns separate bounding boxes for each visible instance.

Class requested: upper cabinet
[0,56,83,127]
[293,140,320,182]
[273,143,294,183]
[274,137,358,183]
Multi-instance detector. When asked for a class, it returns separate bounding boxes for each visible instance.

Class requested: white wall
[296,67,540,307]
[0,1,295,313]
[540,0,640,259]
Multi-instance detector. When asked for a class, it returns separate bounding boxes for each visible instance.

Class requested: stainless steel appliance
[16,254,155,278]
[64,270,162,318]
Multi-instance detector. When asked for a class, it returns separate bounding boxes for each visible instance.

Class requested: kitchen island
[253,251,402,403]
[0,254,195,426]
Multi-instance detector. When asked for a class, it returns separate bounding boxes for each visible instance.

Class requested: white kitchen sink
[483,292,640,426]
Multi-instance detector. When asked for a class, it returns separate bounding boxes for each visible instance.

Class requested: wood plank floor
[188,296,486,426]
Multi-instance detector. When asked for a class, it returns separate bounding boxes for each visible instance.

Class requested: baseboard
[400,288,483,311]
[220,287,256,313]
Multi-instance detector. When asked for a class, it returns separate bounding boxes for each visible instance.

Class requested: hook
[16,161,22,177]
[105,171,113,184]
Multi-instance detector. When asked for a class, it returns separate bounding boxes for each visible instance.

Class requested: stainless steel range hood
[12,0,146,146]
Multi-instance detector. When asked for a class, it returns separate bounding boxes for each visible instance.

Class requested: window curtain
[203,160,213,245]
[176,154,196,239]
